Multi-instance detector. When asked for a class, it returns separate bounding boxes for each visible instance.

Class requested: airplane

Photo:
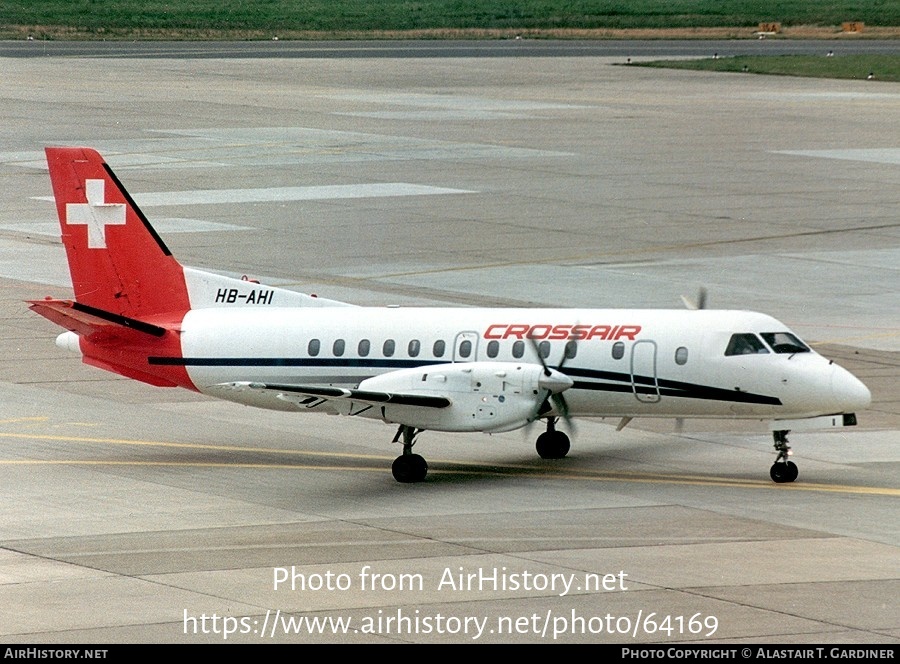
[29,146,872,484]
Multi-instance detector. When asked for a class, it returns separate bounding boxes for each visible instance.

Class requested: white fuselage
[173,306,870,425]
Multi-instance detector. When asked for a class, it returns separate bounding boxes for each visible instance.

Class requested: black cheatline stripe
[570,371,781,406]
[149,357,444,369]
[72,302,167,337]
[102,163,172,256]
[573,380,780,405]
[150,357,781,407]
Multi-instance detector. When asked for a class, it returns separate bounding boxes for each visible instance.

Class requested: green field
[632,54,900,82]
[1,1,898,39]
[2,0,897,81]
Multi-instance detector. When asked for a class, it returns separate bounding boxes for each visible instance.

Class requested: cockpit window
[725,333,769,356]
[761,332,810,354]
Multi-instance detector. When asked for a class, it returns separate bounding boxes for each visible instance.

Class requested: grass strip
[630,54,900,81]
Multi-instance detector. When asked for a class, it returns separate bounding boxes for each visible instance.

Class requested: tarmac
[0,42,896,643]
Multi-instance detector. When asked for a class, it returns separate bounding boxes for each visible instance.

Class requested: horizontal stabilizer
[27,299,167,338]
[220,381,451,409]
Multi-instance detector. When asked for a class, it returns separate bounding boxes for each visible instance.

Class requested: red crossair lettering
[526,324,552,339]
[504,324,530,340]
[548,324,572,340]
[616,325,641,340]
[586,325,612,340]
[570,324,590,340]
[484,323,642,341]
[484,324,506,340]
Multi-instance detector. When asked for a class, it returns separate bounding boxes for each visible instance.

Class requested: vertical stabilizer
[44,147,190,319]
[36,147,194,388]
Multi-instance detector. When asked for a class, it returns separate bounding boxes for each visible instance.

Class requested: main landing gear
[770,429,799,483]
[535,417,570,459]
[389,417,572,483]
[391,424,428,483]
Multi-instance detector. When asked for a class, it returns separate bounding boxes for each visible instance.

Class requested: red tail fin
[44,147,190,319]
[35,147,195,389]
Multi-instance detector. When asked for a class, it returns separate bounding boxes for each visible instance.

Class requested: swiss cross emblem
[65,179,126,249]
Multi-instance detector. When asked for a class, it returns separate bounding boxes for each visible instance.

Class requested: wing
[218,381,451,410]
[212,361,568,433]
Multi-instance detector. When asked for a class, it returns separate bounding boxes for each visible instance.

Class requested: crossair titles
[484,323,641,341]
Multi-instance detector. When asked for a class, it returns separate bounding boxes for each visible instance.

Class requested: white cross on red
[65,179,126,249]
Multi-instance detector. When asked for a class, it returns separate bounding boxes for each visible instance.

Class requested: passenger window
[487,340,499,358]
[308,339,320,357]
[358,339,370,357]
[512,340,525,359]
[675,346,689,365]
[538,341,551,359]
[612,341,625,360]
[564,340,577,360]
[333,339,345,357]
[408,339,421,357]
[459,340,472,358]
[761,332,810,354]
[725,333,769,356]
[383,339,396,357]
[433,340,445,358]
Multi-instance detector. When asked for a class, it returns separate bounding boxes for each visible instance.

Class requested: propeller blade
[528,337,552,376]
[681,286,708,310]
[552,393,577,436]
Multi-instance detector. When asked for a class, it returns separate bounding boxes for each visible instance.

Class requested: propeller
[680,286,708,310]
[677,287,707,434]
[528,337,576,433]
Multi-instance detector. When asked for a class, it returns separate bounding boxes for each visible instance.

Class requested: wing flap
[219,381,451,409]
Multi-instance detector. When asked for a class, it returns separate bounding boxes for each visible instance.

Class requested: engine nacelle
[359,362,554,432]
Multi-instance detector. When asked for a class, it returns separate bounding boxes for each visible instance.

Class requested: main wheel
[392,453,428,483]
[536,430,570,459]
[786,460,799,482]
[770,461,798,483]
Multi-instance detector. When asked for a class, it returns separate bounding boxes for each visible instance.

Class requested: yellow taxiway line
[1,430,897,497]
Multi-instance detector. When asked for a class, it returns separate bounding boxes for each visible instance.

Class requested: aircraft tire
[770,461,798,483]
[536,431,570,459]
[392,453,428,483]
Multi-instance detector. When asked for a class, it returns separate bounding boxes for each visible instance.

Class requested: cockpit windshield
[761,332,810,354]
[725,333,769,356]
[724,331,811,356]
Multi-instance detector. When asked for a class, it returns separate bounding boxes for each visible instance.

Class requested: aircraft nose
[831,364,871,413]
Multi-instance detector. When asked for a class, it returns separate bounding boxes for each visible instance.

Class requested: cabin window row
[484,339,578,360]
[308,338,437,358]
[304,338,689,365]
[305,338,581,360]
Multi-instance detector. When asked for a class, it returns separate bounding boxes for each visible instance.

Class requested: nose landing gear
[770,430,798,483]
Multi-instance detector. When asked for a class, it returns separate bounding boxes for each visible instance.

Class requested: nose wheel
[770,430,799,483]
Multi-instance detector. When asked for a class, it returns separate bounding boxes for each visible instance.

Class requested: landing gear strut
[536,417,570,459]
[770,429,799,483]
[391,424,428,483]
